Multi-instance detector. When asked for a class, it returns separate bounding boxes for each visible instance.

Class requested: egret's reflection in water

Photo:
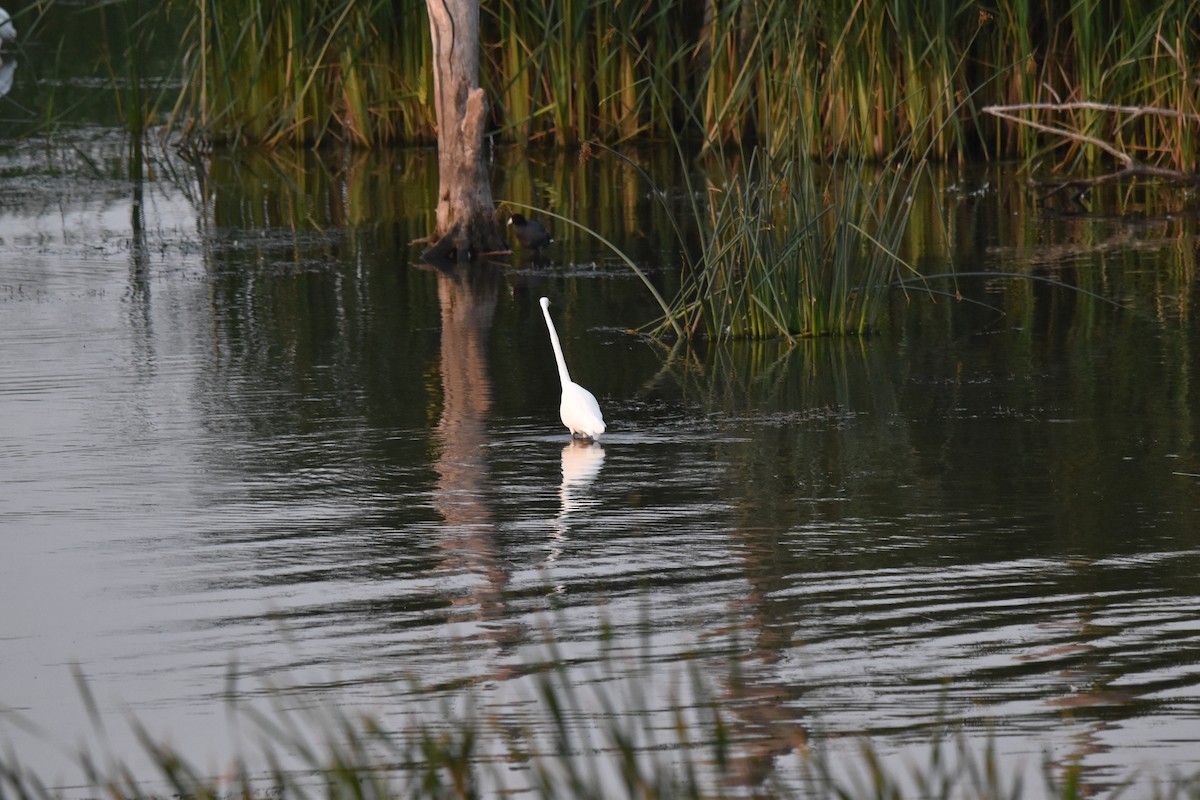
[549,440,605,567]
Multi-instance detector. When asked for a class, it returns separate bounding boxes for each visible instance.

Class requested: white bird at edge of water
[539,296,606,441]
[0,6,16,44]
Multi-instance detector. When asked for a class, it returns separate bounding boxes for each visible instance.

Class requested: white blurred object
[561,440,605,490]
[548,440,605,567]
[0,58,14,97]
[0,7,16,44]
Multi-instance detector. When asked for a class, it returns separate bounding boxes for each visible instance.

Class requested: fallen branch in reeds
[983,102,1200,202]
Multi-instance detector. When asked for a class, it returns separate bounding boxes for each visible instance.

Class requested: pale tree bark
[423,0,505,265]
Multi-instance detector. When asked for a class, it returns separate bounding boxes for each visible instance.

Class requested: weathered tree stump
[422,0,505,266]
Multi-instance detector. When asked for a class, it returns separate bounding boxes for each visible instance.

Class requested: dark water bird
[0,6,15,44]
[539,296,605,441]
[508,213,554,251]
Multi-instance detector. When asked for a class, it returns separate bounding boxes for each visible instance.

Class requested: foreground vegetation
[4,656,1199,800]
[163,0,1200,168]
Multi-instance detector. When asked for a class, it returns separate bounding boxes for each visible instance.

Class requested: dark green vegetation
[167,0,1199,170]
[155,0,1200,337]
[643,146,923,339]
[10,0,1198,339]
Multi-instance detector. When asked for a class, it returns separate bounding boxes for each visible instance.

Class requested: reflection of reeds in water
[185,139,1200,342]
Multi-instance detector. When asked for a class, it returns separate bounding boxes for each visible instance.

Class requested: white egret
[539,296,605,440]
[0,7,15,44]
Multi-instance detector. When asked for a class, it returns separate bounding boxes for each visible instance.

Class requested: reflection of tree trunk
[423,0,504,265]
[713,580,809,792]
[432,265,510,632]
[712,505,812,791]
[435,266,497,451]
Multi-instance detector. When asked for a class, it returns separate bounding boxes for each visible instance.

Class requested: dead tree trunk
[422,0,505,266]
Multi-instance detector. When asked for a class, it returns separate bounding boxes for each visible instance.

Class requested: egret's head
[539,296,551,311]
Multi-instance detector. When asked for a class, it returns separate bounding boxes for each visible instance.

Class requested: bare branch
[983,105,1134,167]
[984,101,1200,124]
[983,101,1200,200]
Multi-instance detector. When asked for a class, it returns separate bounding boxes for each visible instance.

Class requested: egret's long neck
[541,306,573,386]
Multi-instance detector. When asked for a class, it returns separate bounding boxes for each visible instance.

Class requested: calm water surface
[2,132,1200,797]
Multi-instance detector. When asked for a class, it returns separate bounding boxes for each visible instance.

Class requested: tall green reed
[658,148,922,341]
[167,0,1200,166]
[174,0,434,149]
[482,0,693,147]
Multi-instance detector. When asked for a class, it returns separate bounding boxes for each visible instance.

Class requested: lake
[3,109,1200,799]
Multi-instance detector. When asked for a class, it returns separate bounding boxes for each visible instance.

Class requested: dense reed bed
[173,0,433,147]
[160,0,1200,340]
[173,0,1200,166]
[659,147,922,339]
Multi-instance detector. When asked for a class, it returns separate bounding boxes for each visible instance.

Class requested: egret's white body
[539,296,606,440]
[0,7,15,44]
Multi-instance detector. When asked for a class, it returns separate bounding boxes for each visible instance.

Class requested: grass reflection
[180,144,1199,342]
